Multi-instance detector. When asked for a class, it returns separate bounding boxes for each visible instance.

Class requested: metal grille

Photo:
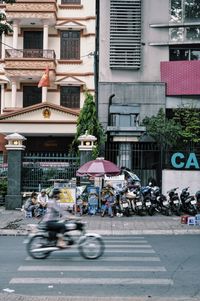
[110,0,142,69]
[22,153,79,192]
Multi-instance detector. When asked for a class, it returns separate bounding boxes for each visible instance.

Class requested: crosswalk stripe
[103,240,148,243]
[25,256,160,261]
[105,249,155,253]
[105,244,152,248]
[10,277,173,285]
[18,265,166,272]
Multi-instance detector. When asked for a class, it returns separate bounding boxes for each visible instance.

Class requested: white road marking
[18,265,166,272]
[10,277,173,285]
[25,256,160,261]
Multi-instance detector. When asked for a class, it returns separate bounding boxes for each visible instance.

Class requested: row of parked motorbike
[118,184,200,217]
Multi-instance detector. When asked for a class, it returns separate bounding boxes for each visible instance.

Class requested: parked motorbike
[156,193,172,216]
[141,185,159,216]
[25,218,105,260]
[196,190,200,212]
[167,187,182,216]
[180,187,197,215]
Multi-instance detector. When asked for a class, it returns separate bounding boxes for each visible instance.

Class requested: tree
[172,106,200,144]
[71,91,105,157]
[0,1,16,35]
[142,108,182,148]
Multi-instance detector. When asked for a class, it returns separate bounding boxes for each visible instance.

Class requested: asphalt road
[0,235,200,301]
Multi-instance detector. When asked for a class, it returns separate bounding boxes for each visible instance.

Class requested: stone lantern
[78,131,97,165]
[5,133,26,210]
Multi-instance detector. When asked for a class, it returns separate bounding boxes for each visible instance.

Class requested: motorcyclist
[42,187,71,248]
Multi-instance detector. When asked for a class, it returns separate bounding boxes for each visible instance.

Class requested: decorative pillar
[78,132,97,166]
[12,22,19,49]
[43,23,49,51]
[42,87,47,102]
[2,33,5,59]
[11,80,17,108]
[5,133,26,210]
[1,84,5,114]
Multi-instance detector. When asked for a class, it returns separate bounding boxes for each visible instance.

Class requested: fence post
[4,133,26,210]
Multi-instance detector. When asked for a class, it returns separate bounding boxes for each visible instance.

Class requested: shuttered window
[23,86,42,108]
[60,86,80,108]
[110,0,141,69]
[60,31,80,60]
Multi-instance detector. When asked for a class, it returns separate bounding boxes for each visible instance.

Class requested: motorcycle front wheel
[78,235,105,259]
[27,235,51,259]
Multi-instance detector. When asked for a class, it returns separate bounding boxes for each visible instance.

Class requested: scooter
[180,187,197,216]
[167,187,182,216]
[24,218,105,260]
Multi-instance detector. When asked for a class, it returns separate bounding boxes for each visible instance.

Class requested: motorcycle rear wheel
[27,235,51,259]
[78,235,105,259]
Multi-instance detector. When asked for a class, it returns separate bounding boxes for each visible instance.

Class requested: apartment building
[0,0,95,154]
[98,0,200,141]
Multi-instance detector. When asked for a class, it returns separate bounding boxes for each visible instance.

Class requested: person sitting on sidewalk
[37,189,48,216]
[101,182,116,218]
[23,192,39,218]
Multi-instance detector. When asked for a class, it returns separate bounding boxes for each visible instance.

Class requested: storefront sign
[171,152,200,169]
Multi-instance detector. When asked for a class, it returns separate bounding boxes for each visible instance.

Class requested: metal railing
[5,49,55,59]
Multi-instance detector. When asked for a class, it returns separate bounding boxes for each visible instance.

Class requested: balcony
[161,60,200,95]
[4,49,56,79]
[5,0,57,26]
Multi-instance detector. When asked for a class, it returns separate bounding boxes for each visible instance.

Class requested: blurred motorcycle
[24,217,105,260]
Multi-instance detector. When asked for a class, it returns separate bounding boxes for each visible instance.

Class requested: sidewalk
[1,206,200,235]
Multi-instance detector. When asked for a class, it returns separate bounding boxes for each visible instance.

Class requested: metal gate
[22,153,80,192]
[105,142,161,186]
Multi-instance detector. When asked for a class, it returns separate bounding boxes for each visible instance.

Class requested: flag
[38,66,50,88]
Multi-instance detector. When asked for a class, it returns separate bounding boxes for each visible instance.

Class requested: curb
[1,228,200,236]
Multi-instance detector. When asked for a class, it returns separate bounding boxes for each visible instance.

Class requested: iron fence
[22,153,80,192]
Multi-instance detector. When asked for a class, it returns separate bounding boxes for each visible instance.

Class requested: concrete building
[0,0,96,154]
[97,0,200,141]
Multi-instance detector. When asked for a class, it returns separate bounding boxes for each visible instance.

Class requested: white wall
[162,169,200,196]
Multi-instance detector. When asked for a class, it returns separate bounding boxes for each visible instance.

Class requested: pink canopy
[76,158,120,177]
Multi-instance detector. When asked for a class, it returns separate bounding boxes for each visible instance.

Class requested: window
[60,31,80,60]
[23,86,42,108]
[169,44,200,60]
[60,86,80,108]
[61,0,81,3]
[170,0,200,23]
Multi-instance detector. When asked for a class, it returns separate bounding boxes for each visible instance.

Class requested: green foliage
[172,106,200,144]
[0,178,7,197]
[0,1,15,35]
[142,108,182,148]
[72,91,105,157]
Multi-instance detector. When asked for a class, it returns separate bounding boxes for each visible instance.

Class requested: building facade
[98,0,200,137]
[0,0,95,154]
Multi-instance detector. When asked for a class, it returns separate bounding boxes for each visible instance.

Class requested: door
[23,31,43,57]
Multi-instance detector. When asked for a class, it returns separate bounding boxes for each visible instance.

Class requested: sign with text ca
[171,152,200,169]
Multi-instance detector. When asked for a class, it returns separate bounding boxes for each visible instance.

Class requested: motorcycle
[141,185,159,216]
[156,193,172,216]
[24,217,105,260]
[167,187,182,216]
[180,187,197,215]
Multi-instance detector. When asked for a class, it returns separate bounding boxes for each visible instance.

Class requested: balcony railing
[5,49,55,59]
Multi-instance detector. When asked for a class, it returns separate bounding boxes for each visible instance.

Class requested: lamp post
[78,131,97,166]
[5,133,26,210]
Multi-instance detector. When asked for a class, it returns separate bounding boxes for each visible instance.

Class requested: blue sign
[171,152,200,169]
